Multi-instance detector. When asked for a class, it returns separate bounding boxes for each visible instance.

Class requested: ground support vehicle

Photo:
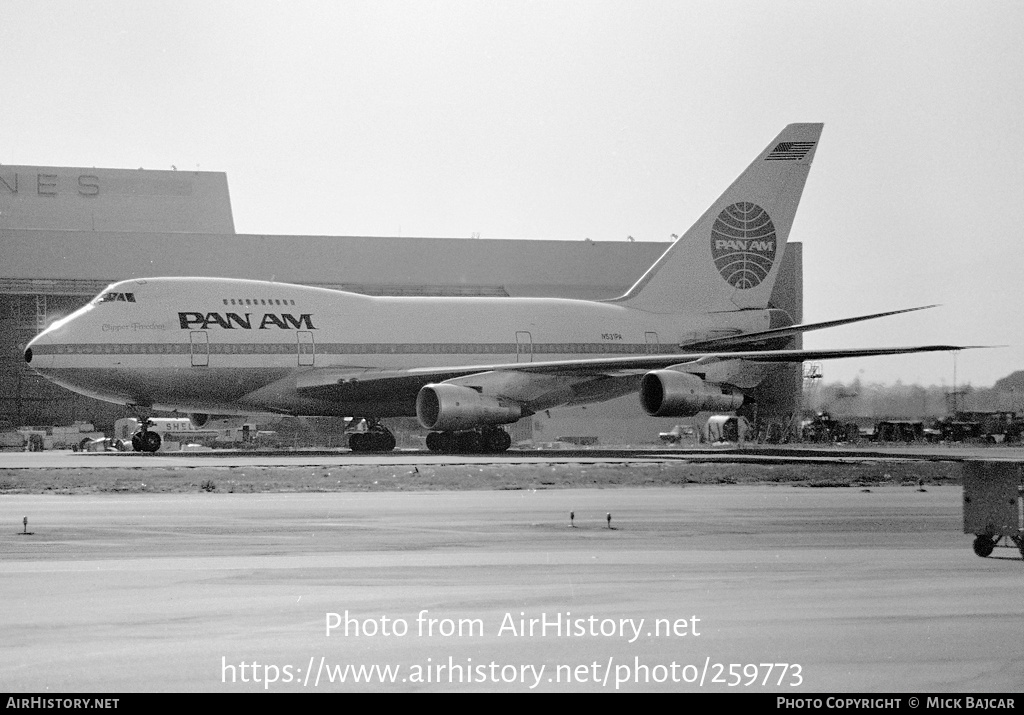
[963,461,1024,559]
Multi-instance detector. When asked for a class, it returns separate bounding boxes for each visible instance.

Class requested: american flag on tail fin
[765,141,816,161]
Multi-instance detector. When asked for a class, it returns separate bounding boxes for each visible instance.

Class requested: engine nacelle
[416,384,523,431]
[640,371,744,417]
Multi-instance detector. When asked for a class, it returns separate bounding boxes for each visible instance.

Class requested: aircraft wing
[295,344,968,404]
[411,344,968,375]
[680,306,938,351]
[295,368,480,403]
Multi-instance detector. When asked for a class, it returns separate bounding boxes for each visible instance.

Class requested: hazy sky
[2,0,1021,388]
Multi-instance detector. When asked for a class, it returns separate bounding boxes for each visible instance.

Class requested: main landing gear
[425,426,512,454]
[131,419,162,453]
[348,419,397,453]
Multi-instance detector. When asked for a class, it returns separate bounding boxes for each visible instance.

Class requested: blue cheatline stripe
[35,342,661,356]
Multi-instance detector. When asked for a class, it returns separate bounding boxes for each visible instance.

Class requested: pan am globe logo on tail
[710,202,777,289]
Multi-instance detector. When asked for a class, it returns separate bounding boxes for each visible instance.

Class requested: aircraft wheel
[456,431,483,453]
[481,427,512,453]
[494,429,512,452]
[373,431,396,452]
[425,432,441,452]
[351,430,396,452]
[427,431,464,453]
[973,535,995,558]
[141,431,162,453]
[131,433,143,452]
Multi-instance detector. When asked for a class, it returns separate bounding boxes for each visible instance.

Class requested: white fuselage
[26,277,771,417]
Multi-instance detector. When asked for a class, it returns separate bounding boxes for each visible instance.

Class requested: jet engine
[416,384,523,431]
[640,370,744,417]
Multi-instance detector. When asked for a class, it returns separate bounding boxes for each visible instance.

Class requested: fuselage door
[516,331,533,363]
[297,331,315,366]
[190,331,209,367]
[645,331,660,354]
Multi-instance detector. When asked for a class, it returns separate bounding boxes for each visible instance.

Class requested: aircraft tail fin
[612,123,823,314]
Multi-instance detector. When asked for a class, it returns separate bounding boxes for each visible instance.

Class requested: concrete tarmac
[2,484,1023,692]
[5,442,1024,469]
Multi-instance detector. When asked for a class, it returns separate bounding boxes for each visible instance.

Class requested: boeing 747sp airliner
[24,124,965,453]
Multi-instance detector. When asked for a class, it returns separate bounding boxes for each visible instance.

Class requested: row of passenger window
[96,294,296,307]
[222,298,296,307]
[54,343,188,354]
[51,342,655,355]
[55,344,304,354]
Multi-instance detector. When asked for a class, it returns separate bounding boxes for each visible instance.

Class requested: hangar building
[0,165,801,445]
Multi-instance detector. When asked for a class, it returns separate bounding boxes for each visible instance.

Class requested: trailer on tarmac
[962,461,1024,559]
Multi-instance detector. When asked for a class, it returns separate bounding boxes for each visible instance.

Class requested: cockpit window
[96,292,136,304]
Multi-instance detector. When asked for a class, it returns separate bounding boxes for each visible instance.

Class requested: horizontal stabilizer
[681,305,939,350]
